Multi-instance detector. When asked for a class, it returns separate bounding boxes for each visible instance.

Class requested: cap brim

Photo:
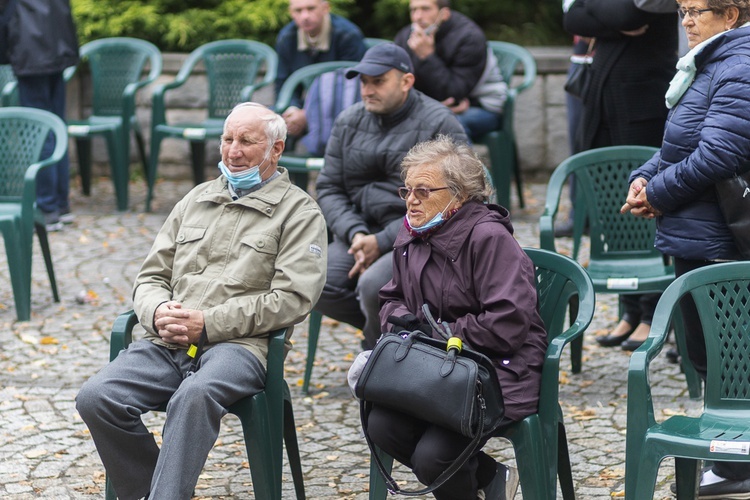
[345,62,393,79]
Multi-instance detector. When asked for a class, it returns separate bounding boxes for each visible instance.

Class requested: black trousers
[674,257,750,481]
[366,405,513,500]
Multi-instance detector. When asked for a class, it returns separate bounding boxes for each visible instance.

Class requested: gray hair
[225,102,287,153]
[401,135,493,203]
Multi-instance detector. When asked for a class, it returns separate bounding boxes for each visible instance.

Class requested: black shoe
[479,463,519,500]
[596,327,635,347]
[620,338,646,351]
[698,477,750,499]
[666,347,680,364]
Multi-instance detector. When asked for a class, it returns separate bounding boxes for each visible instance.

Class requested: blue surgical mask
[217,149,270,190]
[405,198,455,235]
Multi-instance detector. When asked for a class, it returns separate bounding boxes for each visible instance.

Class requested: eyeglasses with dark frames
[677,7,713,19]
[398,186,450,200]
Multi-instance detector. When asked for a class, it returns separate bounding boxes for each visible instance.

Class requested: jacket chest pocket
[174,225,208,276]
[230,233,279,288]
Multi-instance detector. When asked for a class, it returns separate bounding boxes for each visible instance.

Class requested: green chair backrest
[489,41,536,97]
[541,145,666,277]
[274,60,358,114]
[175,39,277,120]
[682,263,750,413]
[364,37,389,49]
[0,65,18,106]
[523,248,595,409]
[0,107,68,202]
[67,37,162,117]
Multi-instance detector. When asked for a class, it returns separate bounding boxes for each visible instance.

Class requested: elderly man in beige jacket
[76,103,328,500]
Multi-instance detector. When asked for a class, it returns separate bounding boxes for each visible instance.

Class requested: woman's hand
[621,178,661,218]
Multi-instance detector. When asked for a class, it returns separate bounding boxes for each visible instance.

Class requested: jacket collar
[394,201,513,259]
[377,89,418,128]
[195,167,292,217]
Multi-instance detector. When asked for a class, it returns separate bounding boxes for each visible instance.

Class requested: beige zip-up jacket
[133,169,328,367]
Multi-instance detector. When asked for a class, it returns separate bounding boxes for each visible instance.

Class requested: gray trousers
[314,236,393,348]
[76,340,266,500]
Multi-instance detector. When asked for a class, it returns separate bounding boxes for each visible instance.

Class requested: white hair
[222,102,287,154]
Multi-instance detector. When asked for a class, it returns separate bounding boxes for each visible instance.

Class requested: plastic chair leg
[146,133,163,212]
[133,125,149,180]
[75,137,93,196]
[674,457,700,499]
[244,392,280,499]
[1,222,30,320]
[511,140,525,208]
[557,422,575,500]
[283,385,306,499]
[104,475,116,500]
[302,311,323,394]
[631,441,662,500]
[104,130,129,211]
[190,140,206,185]
[368,446,394,500]
[34,222,59,302]
[569,296,582,374]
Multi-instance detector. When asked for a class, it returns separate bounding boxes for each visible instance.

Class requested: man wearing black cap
[314,43,468,349]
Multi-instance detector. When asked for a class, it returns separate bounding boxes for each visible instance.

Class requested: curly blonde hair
[400,135,493,204]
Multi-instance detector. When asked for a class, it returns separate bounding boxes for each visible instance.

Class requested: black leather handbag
[564,39,595,99]
[355,309,504,496]
[716,169,750,259]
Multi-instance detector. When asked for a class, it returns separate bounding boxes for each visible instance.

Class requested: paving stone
[0,177,706,498]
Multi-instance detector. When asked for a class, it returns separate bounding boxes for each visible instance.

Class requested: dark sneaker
[478,463,519,500]
[59,209,75,224]
[42,211,63,232]
[665,347,680,364]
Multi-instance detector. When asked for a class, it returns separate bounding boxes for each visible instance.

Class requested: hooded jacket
[317,89,467,253]
[6,0,79,76]
[630,26,750,261]
[379,201,547,421]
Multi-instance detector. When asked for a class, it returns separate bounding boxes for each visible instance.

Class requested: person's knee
[76,377,108,423]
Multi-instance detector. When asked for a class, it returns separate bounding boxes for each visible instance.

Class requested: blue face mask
[405,197,455,235]
[217,149,270,190]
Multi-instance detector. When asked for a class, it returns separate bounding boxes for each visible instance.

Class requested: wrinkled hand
[282,107,307,137]
[153,301,204,346]
[620,178,661,219]
[407,26,435,59]
[347,233,381,278]
[441,97,470,114]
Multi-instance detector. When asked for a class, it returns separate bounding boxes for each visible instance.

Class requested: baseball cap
[345,43,414,79]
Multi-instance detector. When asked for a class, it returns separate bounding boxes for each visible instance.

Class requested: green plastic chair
[0,107,65,321]
[364,37,390,49]
[624,262,750,500]
[367,247,596,500]
[274,60,358,190]
[539,145,702,399]
[103,310,305,500]
[146,39,278,211]
[63,37,162,212]
[476,41,536,210]
[0,65,18,106]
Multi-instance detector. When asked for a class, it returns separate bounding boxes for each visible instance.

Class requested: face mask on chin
[405,196,456,235]
[218,148,271,190]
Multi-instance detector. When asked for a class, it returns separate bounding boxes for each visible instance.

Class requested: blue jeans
[455,106,502,141]
[17,73,70,214]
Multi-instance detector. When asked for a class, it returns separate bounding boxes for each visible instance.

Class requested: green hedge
[71,0,567,52]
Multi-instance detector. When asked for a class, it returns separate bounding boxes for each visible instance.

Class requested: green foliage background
[71,0,567,52]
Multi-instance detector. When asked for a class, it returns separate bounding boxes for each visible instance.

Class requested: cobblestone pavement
[0,176,701,499]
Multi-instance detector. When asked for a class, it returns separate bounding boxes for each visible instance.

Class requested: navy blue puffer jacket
[630,26,750,261]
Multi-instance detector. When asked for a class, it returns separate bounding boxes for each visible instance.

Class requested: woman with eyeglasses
[364,135,547,500]
[621,0,750,496]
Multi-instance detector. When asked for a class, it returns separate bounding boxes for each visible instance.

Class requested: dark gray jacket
[5,0,79,76]
[317,89,467,253]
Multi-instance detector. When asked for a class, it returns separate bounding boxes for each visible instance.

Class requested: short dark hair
[436,0,451,8]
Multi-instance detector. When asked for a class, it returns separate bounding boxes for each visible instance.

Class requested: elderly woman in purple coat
[366,135,547,500]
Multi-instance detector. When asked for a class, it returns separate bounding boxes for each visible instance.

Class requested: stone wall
[66,46,574,182]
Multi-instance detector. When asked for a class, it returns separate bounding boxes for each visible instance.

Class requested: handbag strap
[360,395,487,496]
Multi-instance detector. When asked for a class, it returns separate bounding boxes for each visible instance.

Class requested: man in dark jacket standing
[394,0,507,140]
[275,0,366,137]
[3,0,79,231]
[315,43,468,349]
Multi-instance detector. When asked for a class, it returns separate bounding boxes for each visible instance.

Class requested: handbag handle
[360,395,487,496]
